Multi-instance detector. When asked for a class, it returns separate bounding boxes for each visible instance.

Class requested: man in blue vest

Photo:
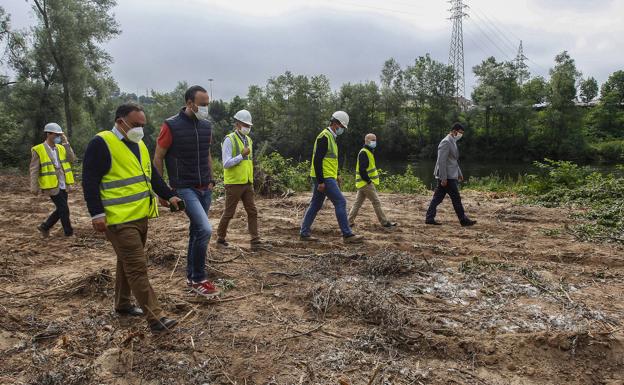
[154,85,219,298]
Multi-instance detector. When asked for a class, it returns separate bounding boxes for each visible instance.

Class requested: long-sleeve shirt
[358,145,375,184]
[82,127,175,218]
[222,131,249,169]
[29,142,76,196]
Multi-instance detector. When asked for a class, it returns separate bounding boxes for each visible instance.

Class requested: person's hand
[458,175,464,182]
[159,197,170,207]
[317,183,326,193]
[92,217,107,232]
[441,179,448,187]
[169,196,184,211]
[61,134,69,144]
[242,146,251,156]
[207,181,215,191]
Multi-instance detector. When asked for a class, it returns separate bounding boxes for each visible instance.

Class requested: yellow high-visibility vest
[97,131,158,225]
[32,143,74,189]
[309,128,338,179]
[355,147,380,189]
[223,132,254,185]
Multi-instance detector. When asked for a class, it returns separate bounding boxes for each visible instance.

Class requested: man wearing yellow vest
[216,110,269,250]
[348,133,397,228]
[30,123,76,237]
[300,111,364,243]
[82,103,183,334]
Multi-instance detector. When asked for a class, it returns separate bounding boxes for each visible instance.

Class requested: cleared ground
[0,174,622,385]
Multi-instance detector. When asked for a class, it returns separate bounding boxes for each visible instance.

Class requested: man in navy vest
[154,85,220,298]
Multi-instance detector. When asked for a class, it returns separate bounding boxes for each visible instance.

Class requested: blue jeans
[300,178,353,237]
[177,188,212,282]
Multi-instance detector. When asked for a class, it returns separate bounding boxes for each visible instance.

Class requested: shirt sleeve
[313,136,328,183]
[222,136,243,169]
[358,151,371,184]
[437,140,450,181]
[156,122,173,149]
[82,136,111,218]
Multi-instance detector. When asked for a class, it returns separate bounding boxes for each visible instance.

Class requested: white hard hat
[233,109,253,126]
[331,111,349,128]
[43,123,63,134]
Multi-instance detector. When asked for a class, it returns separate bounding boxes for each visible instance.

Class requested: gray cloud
[2,0,622,100]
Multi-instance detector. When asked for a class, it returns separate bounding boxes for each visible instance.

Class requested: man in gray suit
[425,122,476,226]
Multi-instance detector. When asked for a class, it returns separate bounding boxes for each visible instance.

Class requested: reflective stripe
[368,168,377,173]
[39,171,57,176]
[101,190,151,207]
[40,161,54,167]
[356,175,380,181]
[325,154,337,159]
[101,175,147,190]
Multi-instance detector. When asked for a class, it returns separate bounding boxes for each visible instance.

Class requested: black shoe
[461,219,477,227]
[37,224,50,238]
[425,220,442,225]
[299,235,319,242]
[383,222,398,228]
[115,305,144,317]
[149,317,178,334]
[216,239,230,249]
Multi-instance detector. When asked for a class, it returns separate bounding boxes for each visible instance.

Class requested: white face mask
[194,105,210,120]
[122,120,144,143]
[241,126,251,135]
[455,133,463,141]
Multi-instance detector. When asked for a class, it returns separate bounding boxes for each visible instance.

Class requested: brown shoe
[299,235,319,242]
[251,239,272,250]
[343,234,364,243]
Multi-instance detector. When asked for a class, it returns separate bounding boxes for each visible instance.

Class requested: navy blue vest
[164,108,212,188]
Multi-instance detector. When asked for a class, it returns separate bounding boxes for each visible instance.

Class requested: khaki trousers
[216,183,259,242]
[348,183,389,225]
[106,218,162,323]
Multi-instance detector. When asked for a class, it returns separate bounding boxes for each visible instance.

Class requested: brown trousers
[216,183,258,242]
[348,183,389,225]
[106,218,162,323]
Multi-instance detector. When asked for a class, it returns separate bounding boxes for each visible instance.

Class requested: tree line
[1,1,623,169]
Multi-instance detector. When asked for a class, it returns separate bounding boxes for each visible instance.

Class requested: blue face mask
[53,136,62,144]
[368,141,377,149]
[336,126,345,136]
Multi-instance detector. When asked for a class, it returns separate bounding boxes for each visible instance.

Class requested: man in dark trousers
[425,122,476,227]
[82,102,182,334]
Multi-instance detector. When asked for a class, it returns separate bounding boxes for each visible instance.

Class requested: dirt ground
[0,174,622,385]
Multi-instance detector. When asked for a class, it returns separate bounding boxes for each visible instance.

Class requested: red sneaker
[191,280,220,298]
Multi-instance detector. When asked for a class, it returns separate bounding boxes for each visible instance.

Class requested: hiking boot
[37,224,49,238]
[383,222,398,228]
[343,234,364,244]
[460,218,477,227]
[250,238,272,250]
[149,317,178,334]
[216,239,230,249]
[115,305,144,317]
[425,220,442,226]
[299,235,319,242]
[191,280,221,298]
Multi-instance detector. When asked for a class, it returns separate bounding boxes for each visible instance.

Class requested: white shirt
[222,131,249,169]
[44,142,66,190]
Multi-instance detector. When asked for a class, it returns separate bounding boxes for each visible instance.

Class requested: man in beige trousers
[30,123,76,237]
[348,133,397,228]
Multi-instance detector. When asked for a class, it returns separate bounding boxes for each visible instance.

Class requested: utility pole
[208,78,214,100]
[515,40,529,85]
[448,0,468,102]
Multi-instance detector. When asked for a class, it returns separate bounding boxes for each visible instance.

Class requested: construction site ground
[0,174,622,385]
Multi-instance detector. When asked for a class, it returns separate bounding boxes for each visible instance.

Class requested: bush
[379,165,428,194]
[590,140,624,163]
[254,152,310,196]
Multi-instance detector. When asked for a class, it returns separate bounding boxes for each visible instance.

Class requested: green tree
[30,0,120,138]
[579,76,598,103]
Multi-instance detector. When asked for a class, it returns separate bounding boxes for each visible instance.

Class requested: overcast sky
[2,0,623,100]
